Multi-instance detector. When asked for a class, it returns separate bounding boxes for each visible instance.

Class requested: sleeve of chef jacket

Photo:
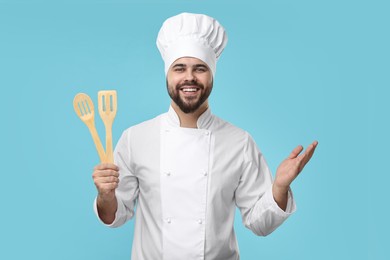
[235,133,296,236]
[93,128,140,227]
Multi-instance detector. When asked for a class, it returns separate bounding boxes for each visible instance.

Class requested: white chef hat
[156,12,228,76]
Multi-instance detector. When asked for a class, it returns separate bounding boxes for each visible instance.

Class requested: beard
[167,79,213,114]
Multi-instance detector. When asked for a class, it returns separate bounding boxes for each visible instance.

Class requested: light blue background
[1,0,388,259]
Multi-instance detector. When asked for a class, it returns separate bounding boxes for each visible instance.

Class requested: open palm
[274,141,318,189]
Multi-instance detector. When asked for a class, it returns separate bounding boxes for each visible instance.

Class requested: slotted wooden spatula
[73,93,106,162]
[98,90,117,163]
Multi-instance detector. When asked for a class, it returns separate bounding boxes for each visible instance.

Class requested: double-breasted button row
[164,218,203,224]
[164,170,208,176]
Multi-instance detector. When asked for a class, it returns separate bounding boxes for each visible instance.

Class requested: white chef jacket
[94,106,296,260]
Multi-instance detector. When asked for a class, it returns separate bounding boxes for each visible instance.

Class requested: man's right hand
[92,163,119,224]
[92,163,120,198]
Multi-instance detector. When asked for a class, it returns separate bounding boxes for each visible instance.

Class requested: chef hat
[156,12,228,76]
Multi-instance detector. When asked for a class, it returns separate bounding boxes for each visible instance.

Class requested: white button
[204,131,210,136]
[202,170,208,176]
[165,171,171,176]
[198,219,203,224]
[166,218,171,223]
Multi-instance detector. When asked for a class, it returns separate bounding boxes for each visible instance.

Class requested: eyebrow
[194,64,208,70]
[172,64,186,68]
[172,64,209,69]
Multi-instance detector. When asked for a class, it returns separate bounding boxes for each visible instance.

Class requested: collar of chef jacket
[166,105,214,129]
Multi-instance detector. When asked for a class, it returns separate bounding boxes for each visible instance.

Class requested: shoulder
[210,115,263,166]
[212,115,251,140]
[123,113,163,134]
[211,115,255,151]
[116,113,163,147]
[212,114,260,151]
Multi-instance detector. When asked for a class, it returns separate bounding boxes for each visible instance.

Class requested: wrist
[97,192,116,204]
[272,183,289,195]
[272,183,289,211]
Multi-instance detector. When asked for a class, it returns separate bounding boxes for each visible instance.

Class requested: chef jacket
[94,106,296,260]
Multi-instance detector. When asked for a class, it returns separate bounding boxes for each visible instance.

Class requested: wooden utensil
[73,93,106,162]
[98,90,117,163]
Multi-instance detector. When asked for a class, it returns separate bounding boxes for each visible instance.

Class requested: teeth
[182,88,197,92]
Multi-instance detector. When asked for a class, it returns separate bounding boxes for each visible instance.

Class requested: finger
[97,182,119,193]
[93,169,119,178]
[94,163,119,171]
[95,176,119,184]
[304,141,318,161]
[298,141,318,169]
[288,145,304,159]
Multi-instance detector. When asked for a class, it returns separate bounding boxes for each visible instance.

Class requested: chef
[92,12,318,260]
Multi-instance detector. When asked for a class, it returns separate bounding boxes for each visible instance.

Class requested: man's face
[166,57,213,114]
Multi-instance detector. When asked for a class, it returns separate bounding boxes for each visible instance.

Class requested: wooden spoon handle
[86,121,107,163]
[105,122,114,163]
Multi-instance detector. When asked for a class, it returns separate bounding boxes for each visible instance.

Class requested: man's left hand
[272,140,318,210]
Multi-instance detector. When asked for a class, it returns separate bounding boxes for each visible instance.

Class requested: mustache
[176,81,204,90]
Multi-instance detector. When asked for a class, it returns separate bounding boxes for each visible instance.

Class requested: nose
[184,70,197,83]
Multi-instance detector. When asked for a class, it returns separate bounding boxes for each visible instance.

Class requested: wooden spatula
[98,90,117,163]
[73,93,106,162]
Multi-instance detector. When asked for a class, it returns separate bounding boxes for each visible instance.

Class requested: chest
[131,124,244,201]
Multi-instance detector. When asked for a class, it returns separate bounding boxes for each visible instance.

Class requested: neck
[171,101,209,128]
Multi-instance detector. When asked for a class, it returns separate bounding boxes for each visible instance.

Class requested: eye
[195,67,207,73]
[174,67,185,72]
